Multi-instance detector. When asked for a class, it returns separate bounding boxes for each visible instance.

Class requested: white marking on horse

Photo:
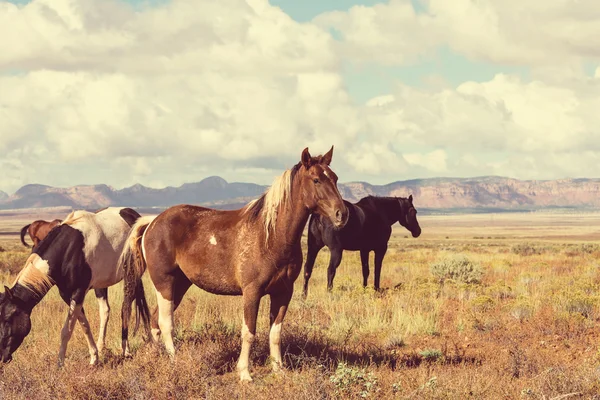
[155,289,175,356]
[64,208,130,289]
[209,235,217,245]
[237,318,255,382]
[269,322,283,371]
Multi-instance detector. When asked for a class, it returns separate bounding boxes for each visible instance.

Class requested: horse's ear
[3,286,13,301]
[301,147,312,169]
[409,194,413,203]
[321,145,334,166]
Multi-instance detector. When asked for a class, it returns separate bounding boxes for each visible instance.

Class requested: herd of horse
[0,147,421,382]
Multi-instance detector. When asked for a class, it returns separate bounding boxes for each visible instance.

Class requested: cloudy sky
[1,0,599,194]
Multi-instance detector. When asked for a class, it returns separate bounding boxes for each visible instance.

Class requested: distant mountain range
[2,176,600,212]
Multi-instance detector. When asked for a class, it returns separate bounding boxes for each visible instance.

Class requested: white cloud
[1,0,600,194]
[0,0,362,192]
[315,0,600,66]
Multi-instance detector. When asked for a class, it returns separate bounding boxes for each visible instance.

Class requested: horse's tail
[20,224,31,248]
[118,215,156,352]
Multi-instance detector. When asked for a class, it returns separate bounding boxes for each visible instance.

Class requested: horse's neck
[11,256,55,311]
[10,284,48,313]
[269,199,310,256]
[375,198,399,226]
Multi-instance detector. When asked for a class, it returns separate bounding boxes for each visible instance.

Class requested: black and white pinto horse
[0,207,150,365]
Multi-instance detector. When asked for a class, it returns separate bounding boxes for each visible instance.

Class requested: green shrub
[419,348,443,363]
[0,251,29,275]
[511,243,545,256]
[430,255,483,284]
[330,362,379,398]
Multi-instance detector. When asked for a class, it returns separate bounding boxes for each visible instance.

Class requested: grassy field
[1,212,600,399]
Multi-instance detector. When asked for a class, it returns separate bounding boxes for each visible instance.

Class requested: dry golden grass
[1,212,600,399]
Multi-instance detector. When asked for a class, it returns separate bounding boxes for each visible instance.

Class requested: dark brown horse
[118,147,348,381]
[20,219,62,249]
[302,195,421,297]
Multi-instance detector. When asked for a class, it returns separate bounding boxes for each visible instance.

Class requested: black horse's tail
[117,216,156,354]
[20,224,31,248]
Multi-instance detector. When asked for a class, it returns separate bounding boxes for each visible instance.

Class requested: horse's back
[64,207,135,287]
[144,204,256,295]
[316,200,390,251]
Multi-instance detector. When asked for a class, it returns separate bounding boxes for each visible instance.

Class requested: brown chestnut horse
[20,219,62,249]
[118,147,348,381]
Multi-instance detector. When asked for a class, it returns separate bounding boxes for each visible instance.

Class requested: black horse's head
[397,195,421,238]
[0,287,32,363]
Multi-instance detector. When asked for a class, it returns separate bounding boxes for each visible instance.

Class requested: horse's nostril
[335,209,342,221]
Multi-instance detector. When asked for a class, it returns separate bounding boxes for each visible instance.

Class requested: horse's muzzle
[1,353,12,364]
[333,207,349,230]
[412,228,421,238]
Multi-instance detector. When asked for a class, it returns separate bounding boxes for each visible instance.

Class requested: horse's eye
[313,179,319,184]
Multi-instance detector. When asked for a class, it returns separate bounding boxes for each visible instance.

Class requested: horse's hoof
[239,371,253,383]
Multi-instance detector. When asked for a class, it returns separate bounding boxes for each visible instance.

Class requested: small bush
[330,362,379,398]
[565,243,600,257]
[419,349,443,363]
[0,251,29,274]
[470,295,495,312]
[430,255,483,285]
[511,243,545,256]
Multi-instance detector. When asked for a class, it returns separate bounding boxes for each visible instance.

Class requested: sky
[1,0,600,194]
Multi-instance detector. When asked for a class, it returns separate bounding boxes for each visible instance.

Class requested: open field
[1,212,600,398]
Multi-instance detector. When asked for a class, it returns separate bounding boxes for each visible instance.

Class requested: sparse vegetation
[430,254,483,284]
[0,212,600,398]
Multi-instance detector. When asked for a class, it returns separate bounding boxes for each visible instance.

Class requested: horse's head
[0,287,32,364]
[397,195,421,238]
[299,146,348,229]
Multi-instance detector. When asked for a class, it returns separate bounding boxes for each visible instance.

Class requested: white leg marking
[236,319,255,382]
[77,311,99,365]
[96,296,110,354]
[156,289,175,356]
[269,322,283,371]
[209,235,217,245]
[58,300,82,366]
[151,328,161,343]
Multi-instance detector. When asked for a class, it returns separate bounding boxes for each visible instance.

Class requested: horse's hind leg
[151,267,192,356]
[269,289,293,372]
[302,233,324,298]
[373,246,388,291]
[360,249,370,287]
[94,288,109,354]
[326,248,343,292]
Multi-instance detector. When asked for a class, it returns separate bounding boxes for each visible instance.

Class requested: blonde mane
[12,254,55,298]
[61,210,91,226]
[244,168,295,243]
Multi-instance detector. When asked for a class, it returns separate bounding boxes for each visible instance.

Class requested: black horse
[302,195,421,297]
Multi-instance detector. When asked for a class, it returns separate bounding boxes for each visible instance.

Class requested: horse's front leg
[57,299,84,367]
[373,245,388,291]
[269,289,293,372]
[237,287,262,382]
[326,248,343,292]
[360,249,370,287]
[77,307,99,365]
[94,288,110,354]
